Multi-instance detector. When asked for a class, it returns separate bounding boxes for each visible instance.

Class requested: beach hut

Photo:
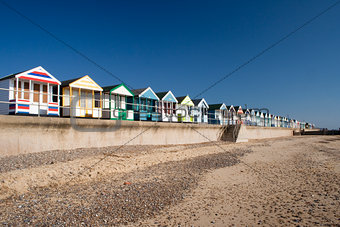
[254,111,260,126]
[274,116,279,127]
[102,84,134,120]
[127,87,160,121]
[292,119,297,128]
[60,75,103,118]
[249,109,257,126]
[296,120,300,129]
[233,106,243,124]
[268,114,273,127]
[208,103,227,125]
[0,66,61,116]
[192,98,209,123]
[176,95,195,123]
[288,118,294,128]
[226,106,235,125]
[277,116,282,127]
[156,91,178,122]
[300,121,306,130]
[243,108,251,125]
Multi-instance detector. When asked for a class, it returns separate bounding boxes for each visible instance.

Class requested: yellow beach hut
[176,95,194,123]
[60,75,103,118]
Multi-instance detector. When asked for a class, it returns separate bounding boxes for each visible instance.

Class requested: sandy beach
[0,135,339,226]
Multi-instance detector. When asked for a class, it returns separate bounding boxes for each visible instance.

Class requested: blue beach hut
[127,87,160,121]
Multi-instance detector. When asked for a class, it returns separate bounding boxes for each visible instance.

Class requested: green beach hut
[102,84,134,120]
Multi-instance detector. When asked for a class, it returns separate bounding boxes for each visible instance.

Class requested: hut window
[23,82,29,100]
[33,84,40,102]
[86,91,92,108]
[163,102,167,113]
[42,85,48,103]
[73,89,80,107]
[63,88,70,106]
[120,96,125,109]
[141,99,146,111]
[52,86,58,103]
[165,102,170,114]
[115,95,120,109]
[147,100,152,111]
[167,102,171,114]
[95,92,101,108]
[103,93,109,108]
[17,81,22,99]
[80,90,86,107]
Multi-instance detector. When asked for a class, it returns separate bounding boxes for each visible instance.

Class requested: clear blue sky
[1,0,339,129]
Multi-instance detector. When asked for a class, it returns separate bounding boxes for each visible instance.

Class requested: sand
[140,136,340,226]
[0,135,339,225]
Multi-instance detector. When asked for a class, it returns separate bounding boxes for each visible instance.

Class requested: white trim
[161,90,178,103]
[197,98,209,108]
[15,66,61,85]
[220,103,227,110]
[139,87,160,100]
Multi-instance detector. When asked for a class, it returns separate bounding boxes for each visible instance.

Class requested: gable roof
[192,98,209,108]
[176,95,194,106]
[102,83,134,96]
[131,88,147,96]
[156,91,177,102]
[61,75,102,91]
[0,66,61,85]
[192,99,201,106]
[0,71,26,81]
[243,109,250,114]
[156,92,168,99]
[209,103,226,110]
[132,87,159,100]
[227,105,235,111]
[176,96,186,103]
[61,77,81,87]
[102,84,121,92]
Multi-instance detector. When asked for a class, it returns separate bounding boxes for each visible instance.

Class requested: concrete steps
[220,125,241,142]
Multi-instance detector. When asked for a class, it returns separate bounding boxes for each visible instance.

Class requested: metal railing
[0,87,304,128]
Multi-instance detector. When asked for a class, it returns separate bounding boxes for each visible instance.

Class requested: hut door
[119,96,126,120]
[86,91,93,117]
[33,84,40,103]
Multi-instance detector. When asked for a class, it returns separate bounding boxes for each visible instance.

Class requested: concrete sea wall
[0,115,225,157]
[236,125,294,142]
[0,115,294,157]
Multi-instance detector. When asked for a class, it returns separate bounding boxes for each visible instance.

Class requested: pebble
[0,147,250,225]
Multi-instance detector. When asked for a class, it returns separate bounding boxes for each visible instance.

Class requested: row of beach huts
[0,66,314,129]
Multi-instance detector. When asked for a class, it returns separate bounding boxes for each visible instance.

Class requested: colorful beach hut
[176,95,195,123]
[208,103,227,125]
[192,98,209,123]
[243,108,251,125]
[127,87,160,121]
[102,84,134,120]
[60,75,103,118]
[249,109,257,126]
[156,91,178,122]
[233,106,243,124]
[227,105,236,125]
[0,66,61,116]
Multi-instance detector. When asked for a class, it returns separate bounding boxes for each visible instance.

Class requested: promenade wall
[0,115,294,157]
